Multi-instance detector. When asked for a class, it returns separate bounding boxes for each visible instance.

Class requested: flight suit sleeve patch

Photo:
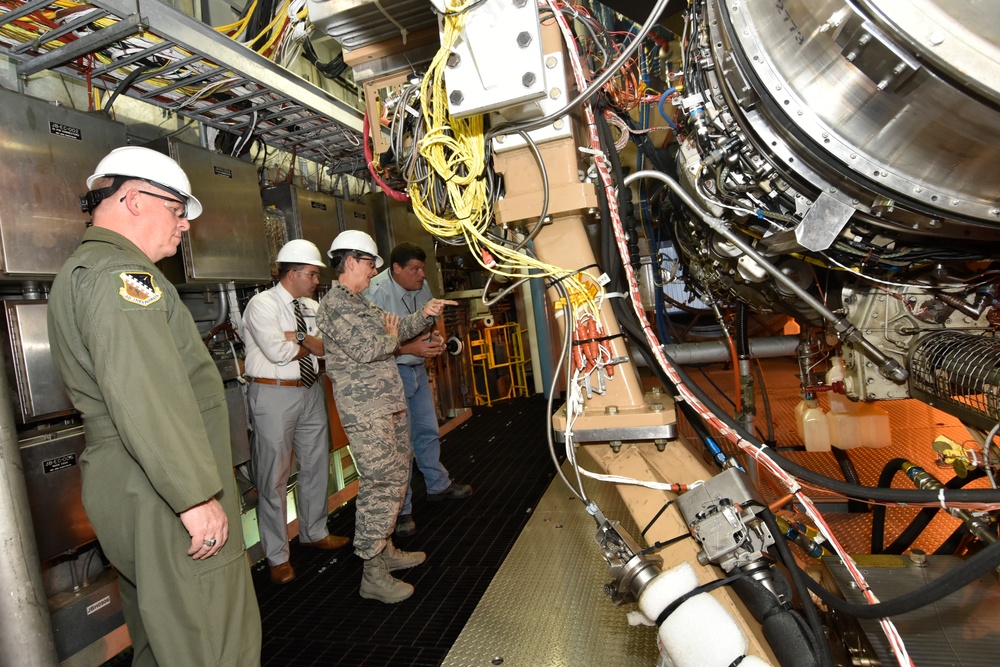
[117,271,163,307]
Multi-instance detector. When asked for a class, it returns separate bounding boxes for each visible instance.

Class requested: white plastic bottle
[826,357,891,448]
[826,358,862,450]
[796,398,832,452]
[857,401,891,448]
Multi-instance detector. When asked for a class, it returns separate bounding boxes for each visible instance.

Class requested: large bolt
[522,72,536,88]
[654,439,667,452]
[516,31,532,48]
[610,440,622,453]
[447,52,461,68]
[449,90,464,106]
[649,402,664,413]
[605,405,619,415]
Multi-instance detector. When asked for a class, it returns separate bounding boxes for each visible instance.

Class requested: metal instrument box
[49,569,125,663]
[148,138,271,283]
[262,184,373,282]
[1,300,74,424]
[19,426,95,561]
[0,88,127,277]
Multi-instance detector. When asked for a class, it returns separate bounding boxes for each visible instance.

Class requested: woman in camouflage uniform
[316,230,455,603]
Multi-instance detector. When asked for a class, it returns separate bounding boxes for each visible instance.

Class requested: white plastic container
[825,357,890,448]
[796,398,832,452]
[856,402,891,448]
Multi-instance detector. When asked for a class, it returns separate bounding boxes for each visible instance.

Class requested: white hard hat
[328,230,383,268]
[86,146,203,220]
[276,239,327,267]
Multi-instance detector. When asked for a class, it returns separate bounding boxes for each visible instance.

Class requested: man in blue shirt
[365,243,472,536]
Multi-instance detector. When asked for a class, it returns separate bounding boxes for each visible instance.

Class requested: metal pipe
[633,335,801,366]
[0,347,60,666]
[623,170,908,383]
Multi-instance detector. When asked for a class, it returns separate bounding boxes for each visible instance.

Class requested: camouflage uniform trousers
[345,410,411,559]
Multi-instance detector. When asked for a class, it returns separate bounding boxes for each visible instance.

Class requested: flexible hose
[876,470,987,555]
[830,448,866,513]
[658,347,1000,503]
[870,459,911,553]
[760,508,833,667]
[803,538,1000,619]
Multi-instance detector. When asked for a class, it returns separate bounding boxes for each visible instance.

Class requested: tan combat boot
[360,554,413,603]
[383,539,426,572]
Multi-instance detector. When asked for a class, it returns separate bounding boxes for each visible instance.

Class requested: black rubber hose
[884,469,987,555]
[870,458,911,553]
[934,525,969,556]
[731,571,820,667]
[759,508,833,667]
[663,354,1000,504]
[830,448,867,513]
[103,62,155,116]
[801,537,1000,618]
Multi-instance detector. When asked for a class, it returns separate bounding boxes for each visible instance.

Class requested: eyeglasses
[295,269,321,280]
[121,190,188,219]
[355,254,376,268]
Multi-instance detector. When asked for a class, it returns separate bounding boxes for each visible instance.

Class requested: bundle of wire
[408,0,601,323]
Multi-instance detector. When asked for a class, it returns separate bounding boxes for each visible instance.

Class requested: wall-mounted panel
[20,426,95,561]
[2,300,74,424]
[262,184,342,283]
[0,88,127,278]
[338,199,374,237]
[150,138,270,283]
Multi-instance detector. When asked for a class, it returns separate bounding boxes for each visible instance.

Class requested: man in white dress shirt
[243,239,349,584]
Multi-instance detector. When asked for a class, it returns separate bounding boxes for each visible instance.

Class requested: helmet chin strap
[79,175,131,214]
[80,177,188,215]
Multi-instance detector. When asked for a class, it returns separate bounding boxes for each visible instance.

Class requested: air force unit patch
[118,272,162,307]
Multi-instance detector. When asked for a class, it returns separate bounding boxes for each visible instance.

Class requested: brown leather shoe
[269,562,295,585]
[300,534,350,550]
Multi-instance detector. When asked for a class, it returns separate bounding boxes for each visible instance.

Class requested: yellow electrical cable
[243,0,291,51]
[256,12,289,56]
[408,0,602,321]
[215,0,257,35]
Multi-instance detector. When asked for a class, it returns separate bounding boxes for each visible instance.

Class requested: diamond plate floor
[673,358,994,555]
[826,555,1000,666]
[444,460,659,667]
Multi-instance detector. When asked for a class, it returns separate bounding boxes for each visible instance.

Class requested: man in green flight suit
[48,146,261,666]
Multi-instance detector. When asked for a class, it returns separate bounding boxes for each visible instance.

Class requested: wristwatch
[295,331,305,344]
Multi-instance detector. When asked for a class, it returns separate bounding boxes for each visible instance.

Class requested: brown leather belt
[250,377,305,387]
